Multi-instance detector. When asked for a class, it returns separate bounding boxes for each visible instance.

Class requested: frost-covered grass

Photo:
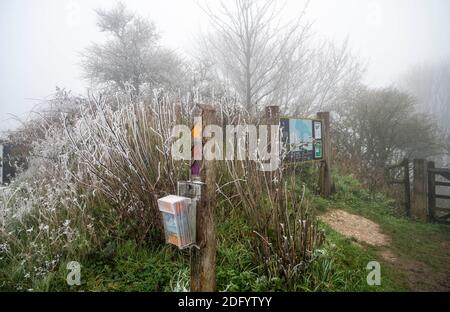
[0,90,191,290]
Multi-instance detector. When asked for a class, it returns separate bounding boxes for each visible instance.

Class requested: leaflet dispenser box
[157,195,196,249]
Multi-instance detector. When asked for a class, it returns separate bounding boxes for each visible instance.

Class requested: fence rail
[385,159,450,224]
[428,168,450,174]
[385,158,410,216]
[428,162,450,224]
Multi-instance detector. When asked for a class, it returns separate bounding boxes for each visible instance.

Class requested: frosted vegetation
[0,89,190,289]
[0,86,325,290]
[1,1,448,291]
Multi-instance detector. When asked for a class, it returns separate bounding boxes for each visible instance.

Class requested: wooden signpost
[190,104,217,292]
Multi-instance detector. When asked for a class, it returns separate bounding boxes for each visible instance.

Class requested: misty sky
[1,0,449,132]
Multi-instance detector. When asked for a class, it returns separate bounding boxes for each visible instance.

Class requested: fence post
[411,159,428,221]
[403,158,411,217]
[317,112,332,197]
[190,104,217,292]
[427,161,436,222]
[265,106,280,191]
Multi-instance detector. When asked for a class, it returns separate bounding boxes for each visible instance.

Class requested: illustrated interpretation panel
[280,118,323,162]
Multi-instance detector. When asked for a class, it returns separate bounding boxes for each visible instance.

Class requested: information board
[280,118,323,162]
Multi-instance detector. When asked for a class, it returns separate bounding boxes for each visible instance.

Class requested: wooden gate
[427,161,450,224]
[385,158,411,216]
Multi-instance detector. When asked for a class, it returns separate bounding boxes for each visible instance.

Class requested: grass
[313,173,450,291]
[2,202,390,292]
[33,202,403,292]
[43,241,188,292]
[2,171,448,292]
[301,224,403,291]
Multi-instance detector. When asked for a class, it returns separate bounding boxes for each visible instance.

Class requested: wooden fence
[385,158,411,216]
[427,162,450,224]
[385,159,450,224]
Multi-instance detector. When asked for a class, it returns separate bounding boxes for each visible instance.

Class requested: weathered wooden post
[265,106,280,128]
[317,112,332,197]
[411,158,428,221]
[190,104,217,292]
[175,102,182,124]
[265,106,280,190]
[427,161,436,222]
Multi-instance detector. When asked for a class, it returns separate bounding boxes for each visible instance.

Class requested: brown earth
[379,249,449,291]
[320,209,450,292]
[319,209,390,247]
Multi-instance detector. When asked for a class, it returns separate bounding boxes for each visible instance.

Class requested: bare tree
[197,0,306,113]
[278,38,364,115]
[81,2,186,96]
[198,0,363,114]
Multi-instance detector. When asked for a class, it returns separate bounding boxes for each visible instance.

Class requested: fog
[1,0,449,131]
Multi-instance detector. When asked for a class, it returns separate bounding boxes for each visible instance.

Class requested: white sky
[1,0,449,132]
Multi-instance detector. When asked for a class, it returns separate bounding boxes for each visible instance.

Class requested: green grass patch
[3,171,448,292]
[316,173,450,290]
[309,223,404,291]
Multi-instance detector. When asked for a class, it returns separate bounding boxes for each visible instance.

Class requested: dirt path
[320,210,390,247]
[320,209,450,291]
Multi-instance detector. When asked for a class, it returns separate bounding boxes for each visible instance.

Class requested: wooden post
[265,106,280,125]
[427,161,436,222]
[265,106,280,190]
[190,104,217,292]
[411,159,428,221]
[175,102,182,124]
[317,112,332,197]
[403,158,411,217]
